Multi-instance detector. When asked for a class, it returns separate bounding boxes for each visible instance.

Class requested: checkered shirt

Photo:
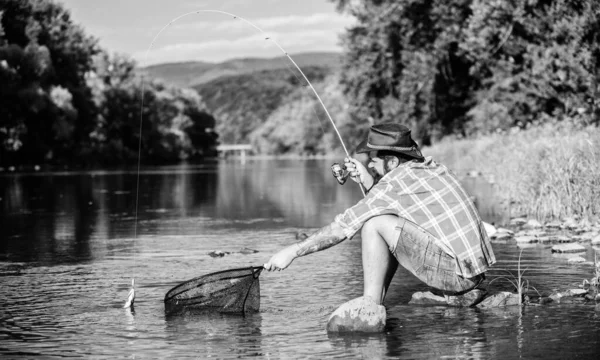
[334,156,496,278]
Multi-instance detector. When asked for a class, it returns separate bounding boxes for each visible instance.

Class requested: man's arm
[264,221,347,271]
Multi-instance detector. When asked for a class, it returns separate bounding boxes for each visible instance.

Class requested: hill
[141,52,342,88]
[193,66,335,145]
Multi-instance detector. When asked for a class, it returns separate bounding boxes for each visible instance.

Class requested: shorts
[391,218,485,295]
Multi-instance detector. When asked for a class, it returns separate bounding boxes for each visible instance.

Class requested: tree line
[331,0,600,145]
[0,0,218,168]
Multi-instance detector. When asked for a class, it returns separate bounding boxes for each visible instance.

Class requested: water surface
[1,159,599,358]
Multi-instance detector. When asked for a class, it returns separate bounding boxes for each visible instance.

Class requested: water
[1,159,599,359]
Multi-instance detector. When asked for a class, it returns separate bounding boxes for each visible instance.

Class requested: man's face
[367,151,386,176]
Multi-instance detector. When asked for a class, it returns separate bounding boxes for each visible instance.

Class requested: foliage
[425,119,600,222]
[195,66,331,146]
[0,0,217,167]
[331,0,600,144]
[249,73,354,155]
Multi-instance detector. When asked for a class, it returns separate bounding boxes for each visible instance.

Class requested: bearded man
[264,122,496,332]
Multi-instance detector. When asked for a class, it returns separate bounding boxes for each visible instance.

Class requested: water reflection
[0,160,365,263]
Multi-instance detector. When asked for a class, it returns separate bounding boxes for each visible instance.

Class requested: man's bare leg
[361,215,399,305]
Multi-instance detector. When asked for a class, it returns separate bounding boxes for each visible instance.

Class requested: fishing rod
[125,9,365,308]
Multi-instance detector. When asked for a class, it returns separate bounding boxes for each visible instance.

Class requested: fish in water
[123,279,135,308]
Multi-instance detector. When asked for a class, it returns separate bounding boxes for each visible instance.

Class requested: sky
[57,0,356,66]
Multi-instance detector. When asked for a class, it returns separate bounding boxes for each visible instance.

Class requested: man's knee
[361,215,399,248]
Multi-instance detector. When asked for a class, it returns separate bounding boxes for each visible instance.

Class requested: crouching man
[264,122,496,332]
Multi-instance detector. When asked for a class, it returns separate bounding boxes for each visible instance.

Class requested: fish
[123,278,135,308]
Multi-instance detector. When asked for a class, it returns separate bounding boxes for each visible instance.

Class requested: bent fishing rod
[125,10,365,308]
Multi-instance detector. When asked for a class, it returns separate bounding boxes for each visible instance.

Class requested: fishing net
[164,266,263,315]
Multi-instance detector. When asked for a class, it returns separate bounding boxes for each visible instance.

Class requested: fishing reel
[331,163,351,185]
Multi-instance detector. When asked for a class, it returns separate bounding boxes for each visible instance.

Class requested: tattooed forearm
[295,223,346,257]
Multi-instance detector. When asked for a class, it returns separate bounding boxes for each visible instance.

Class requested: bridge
[216,144,253,160]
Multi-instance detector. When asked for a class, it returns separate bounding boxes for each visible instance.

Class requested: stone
[549,293,563,302]
[408,291,447,306]
[563,217,579,229]
[326,296,386,333]
[491,232,513,241]
[539,297,554,305]
[446,289,487,307]
[566,289,588,297]
[207,250,230,257]
[482,221,497,237]
[545,221,562,229]
[515,235,538,243]
[567,256,586,264]
[518,229,546,237]
[551,244,586,253]
[523,219,543,229]
[592,234,600,245]
[573,232,599,242]
[477,292,521,308]
[510,218,528,226]
[239,247,259,254]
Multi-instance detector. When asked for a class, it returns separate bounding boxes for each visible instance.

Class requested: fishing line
[129,10,366,305]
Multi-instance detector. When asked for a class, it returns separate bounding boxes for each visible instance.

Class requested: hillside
[141,52,342,88]
[193,65,335,145]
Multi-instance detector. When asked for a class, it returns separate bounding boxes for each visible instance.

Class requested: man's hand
[264,222,347,271]
[344,157,374,190]
[264,245,297,271]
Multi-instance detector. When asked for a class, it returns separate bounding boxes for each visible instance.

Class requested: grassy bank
[425,121,600,223]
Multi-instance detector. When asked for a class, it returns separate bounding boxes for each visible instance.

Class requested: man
[264,122,496,331]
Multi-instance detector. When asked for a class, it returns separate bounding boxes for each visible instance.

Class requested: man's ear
[388,156,400,170]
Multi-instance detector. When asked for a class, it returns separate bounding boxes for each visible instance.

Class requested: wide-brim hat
[355,123,424,161]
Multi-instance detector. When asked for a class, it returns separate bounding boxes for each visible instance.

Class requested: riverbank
[425,121,600,224]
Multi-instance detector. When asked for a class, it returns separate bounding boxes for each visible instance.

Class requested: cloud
[138,28,344,65]
[167,12,355,35]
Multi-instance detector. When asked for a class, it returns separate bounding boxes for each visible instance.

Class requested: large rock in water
[326,296,386,333]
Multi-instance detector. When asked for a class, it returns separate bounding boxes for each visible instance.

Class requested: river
[1,159,599,358]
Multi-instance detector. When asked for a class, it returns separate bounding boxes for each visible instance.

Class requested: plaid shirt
[334,156,496,278]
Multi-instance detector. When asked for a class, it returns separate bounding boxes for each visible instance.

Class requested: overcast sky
[57,0,355,66]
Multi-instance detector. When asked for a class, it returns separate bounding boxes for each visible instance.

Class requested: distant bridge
[216,144,253,160]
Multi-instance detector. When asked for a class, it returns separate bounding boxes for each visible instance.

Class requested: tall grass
[424,121,600,223]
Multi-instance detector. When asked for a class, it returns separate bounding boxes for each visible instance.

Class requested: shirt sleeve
[334,180,398,239]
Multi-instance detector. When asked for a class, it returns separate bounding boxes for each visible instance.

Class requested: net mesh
[164,266,263,315]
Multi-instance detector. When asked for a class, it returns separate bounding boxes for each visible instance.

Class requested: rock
[207,250,230,258]
[567,256,586,264]
[573,232,599,242]
[295,232,309,240]
[446,289,487,307]
[551,244,586,253]
[239,247,259,254]
[538,235,572,243]
[539,297,554,305]
[408,291,447,305]
[491,228,514,240]
[482,221,497,237]
[549,293,563,302]
[510,218,528,226]
[563,217,579,229]
[477,292,521,308]
[326,296,386,333]
[515,235,538,243]
[592,234,600,245]
[545,221,562,229]
[523,219,543,229]
[518,229,546,237]
[566,289,588,297]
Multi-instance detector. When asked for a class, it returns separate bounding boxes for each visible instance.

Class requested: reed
[487,249,539,306]
[425,120,600,223]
